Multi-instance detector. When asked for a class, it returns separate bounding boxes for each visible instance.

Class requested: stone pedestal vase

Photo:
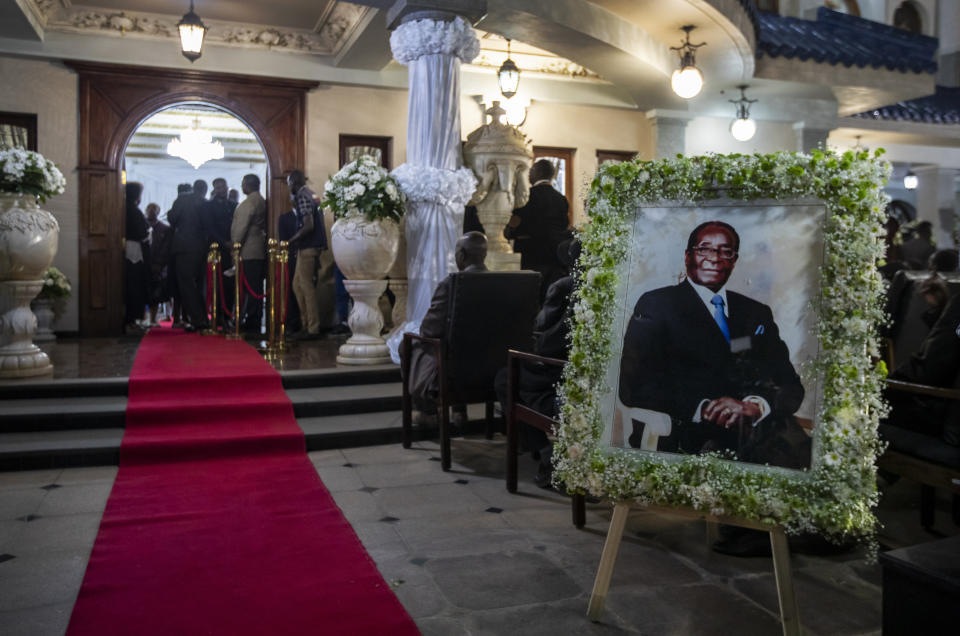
[31,298,56,342]
[331,217,400,365]
[0,193,59,377]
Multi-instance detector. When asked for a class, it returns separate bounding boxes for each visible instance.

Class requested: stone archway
[67,62,317,336]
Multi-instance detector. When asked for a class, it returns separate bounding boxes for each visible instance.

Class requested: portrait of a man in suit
[617,220,809,467]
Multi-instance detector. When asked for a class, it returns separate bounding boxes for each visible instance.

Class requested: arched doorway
[67,62,317,336]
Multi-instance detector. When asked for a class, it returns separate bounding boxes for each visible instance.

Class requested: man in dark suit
[505,159,570,302]
[404,232,487,421]
[618,220,805,462]
[168,182,208,332]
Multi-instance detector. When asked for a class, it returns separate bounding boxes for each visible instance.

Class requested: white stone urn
[31,298,56,342]
[330,217,400,365]
[0,193,59,377]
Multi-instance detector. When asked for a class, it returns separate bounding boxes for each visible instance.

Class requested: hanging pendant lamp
[498,39,520,99]
[178,1,207,63]
[729,85,758,141]
[670,25,706,99]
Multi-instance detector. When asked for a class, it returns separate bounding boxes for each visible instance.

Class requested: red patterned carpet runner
[67,329,418,635]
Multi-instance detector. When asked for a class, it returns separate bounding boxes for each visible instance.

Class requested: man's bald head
[455,232,487,271]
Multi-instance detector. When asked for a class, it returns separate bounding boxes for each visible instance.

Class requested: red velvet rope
[240,262,266,300]
[217,264,233,319]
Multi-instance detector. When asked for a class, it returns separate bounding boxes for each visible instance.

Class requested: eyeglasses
[690,245,737,260]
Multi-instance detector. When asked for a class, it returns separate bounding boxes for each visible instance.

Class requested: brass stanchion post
[228,242,242,340]
[202,243,220,336]
[277,241,289,352]
[261,239,277,354]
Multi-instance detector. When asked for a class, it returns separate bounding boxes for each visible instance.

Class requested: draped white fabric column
[386,16,479,363]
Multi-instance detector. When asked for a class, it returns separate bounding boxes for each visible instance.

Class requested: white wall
[0,55,79,332]
[685,117,798,155]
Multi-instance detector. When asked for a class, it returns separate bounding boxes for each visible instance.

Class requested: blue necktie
[711,294,730,343]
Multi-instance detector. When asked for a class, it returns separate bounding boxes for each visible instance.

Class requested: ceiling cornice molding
[42,2,370,57]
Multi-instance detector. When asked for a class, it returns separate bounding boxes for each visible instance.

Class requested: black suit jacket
[618,280,803,450]
[168,193,207,255]
[505,184,569,269]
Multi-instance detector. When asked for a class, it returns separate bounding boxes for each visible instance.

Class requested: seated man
[495,239,580,487]
[404,232,488,424]
[887,278,960,446]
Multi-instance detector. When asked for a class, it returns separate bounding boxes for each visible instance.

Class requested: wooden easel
[587,502,801,636]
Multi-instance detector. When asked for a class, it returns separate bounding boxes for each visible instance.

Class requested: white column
[645,110,693,159]
[386,13,479,363]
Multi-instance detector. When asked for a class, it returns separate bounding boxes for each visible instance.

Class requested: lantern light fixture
[178,1,207,63]
[728,85,758,142]
[498,38,520,99]
[903,169,918,190]
[670,25,706,99]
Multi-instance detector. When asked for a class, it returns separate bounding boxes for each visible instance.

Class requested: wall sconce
[670,25,706,99]
[728,85,757,142]
[178,1,207,63]
[903,169,918,190]
[498,39,520,99]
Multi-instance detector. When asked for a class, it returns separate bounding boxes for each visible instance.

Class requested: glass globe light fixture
[670,25,706,99]
[728,85,758,141]
[498,39,520,99]
[178,1,207,63]
[903,170,918,190]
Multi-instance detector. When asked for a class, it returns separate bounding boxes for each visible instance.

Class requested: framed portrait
[555,151,890,543]
[605,200,825,471]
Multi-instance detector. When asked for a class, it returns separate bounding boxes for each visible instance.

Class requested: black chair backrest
[445,270,541,398]
[888,271,960,367]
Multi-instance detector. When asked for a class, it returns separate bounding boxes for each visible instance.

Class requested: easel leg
[587,502,630,621]
[705,520,719,548]
[769,528,801,636]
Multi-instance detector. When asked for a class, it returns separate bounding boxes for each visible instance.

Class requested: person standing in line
[231,174,267,334]
[124,182,149,335]
[144,202,172,326]
[168,181,208,332]
[504,159,571,303]
[203,178,237,325]
[286,169,328,340]
[278,207,303,334]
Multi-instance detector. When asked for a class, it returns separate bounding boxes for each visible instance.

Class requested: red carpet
[67,329,419,635]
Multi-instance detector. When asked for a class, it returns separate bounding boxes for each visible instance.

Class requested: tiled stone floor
[1,435,956,635]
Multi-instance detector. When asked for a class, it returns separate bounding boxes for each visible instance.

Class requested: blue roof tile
[753,7,937,74]
[850,85,960,125]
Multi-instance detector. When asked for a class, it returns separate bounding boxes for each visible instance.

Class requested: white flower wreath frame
[554,150,891,549]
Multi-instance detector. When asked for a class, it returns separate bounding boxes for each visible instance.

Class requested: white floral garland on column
[391,164,477,209]
[389,15,480,64]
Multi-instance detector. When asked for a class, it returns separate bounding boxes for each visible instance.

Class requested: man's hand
[701,397,762,429]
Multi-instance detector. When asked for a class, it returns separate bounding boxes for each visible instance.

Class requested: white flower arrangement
[555,150,891,554]
[38,266,72,300]
[323,155,405,223]
[0,148,66,203]
[389,15,480,65]
[390,164,478,210]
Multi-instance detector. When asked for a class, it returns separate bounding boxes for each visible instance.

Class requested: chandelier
[167,117,224,169]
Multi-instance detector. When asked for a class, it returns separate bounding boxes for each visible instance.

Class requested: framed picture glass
[0,112,37,151]
[339,134,392,169]
[596,150,637,166]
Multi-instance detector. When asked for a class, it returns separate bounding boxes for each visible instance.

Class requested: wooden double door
[70,61,317,336]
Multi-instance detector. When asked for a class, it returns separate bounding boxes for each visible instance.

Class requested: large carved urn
[330,217,400,365]
[0,193,59,377]
[462,102,533,271]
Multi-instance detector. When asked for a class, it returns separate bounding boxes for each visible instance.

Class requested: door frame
[67,61,317,336]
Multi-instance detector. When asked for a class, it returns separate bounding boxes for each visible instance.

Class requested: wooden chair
[400,271,540,471]
[504,349,586,528]
[881,380,960,527]
[881,272,960,527]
